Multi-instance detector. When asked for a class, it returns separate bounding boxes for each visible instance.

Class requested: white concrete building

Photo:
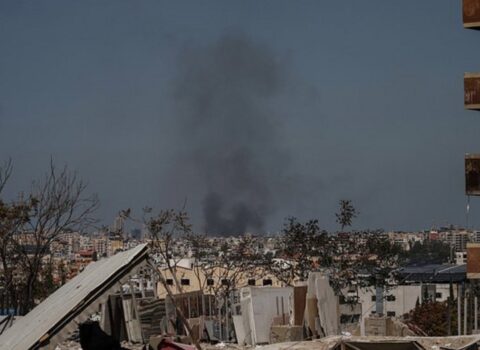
[358,283,456,335]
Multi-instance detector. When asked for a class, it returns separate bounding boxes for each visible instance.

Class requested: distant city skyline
[2,1,480,233]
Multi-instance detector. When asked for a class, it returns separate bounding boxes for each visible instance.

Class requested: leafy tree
[335,200,357,231]
[403,240,451,265]
[404,300,457,336]
[313,230,404,298]
[267,217,327,285]
[362,234,404,288]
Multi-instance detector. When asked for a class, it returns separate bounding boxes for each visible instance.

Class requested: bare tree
[184,233,212,299]
[0,159,30,313]
[0,158,12,194]
[144,208,202,350]
[185,233,261,342]
[12,161,99,314]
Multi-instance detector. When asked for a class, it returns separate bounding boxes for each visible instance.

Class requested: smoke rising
[172,33,289,235]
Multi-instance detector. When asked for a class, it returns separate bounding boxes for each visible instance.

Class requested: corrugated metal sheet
[397,264,466,283]
[0,243,148,350]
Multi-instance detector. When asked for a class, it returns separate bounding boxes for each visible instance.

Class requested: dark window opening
[206,278,214,286]
[340,314,360,324]
[263,279,272,286]
[180,278,190,286]
[386,295,396,302]
[248,279,256,286]
[166,279,174,286]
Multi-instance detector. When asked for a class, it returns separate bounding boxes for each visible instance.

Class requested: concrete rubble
[54,340,145,350]
[1,244,480,350]
[0,244,149,350]
[260,335,480,350]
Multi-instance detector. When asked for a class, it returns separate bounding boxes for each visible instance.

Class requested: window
[221,279,230,286]
[435,292,442,299]
[386,295,396,302]
[387,311,396,317]
[180,278,190,286]
[206,278,214,286]
[263,279,272,286]
[248,279,256,286]
[371,295,376,302]
[340,314,361,324]
[166,279,174,286]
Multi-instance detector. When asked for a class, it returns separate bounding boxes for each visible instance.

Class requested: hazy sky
[1,0,480,233]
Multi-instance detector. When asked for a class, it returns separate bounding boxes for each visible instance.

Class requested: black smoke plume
[172,33,289,235]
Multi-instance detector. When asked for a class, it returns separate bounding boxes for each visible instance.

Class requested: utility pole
[447,278,453,335]
[465,287,468,335]
[458,284,462,336]
[475,293,479,332]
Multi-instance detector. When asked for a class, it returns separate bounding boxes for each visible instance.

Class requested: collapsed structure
[0,244,149,350]
[261,336,480,350]
[0,243,479,350]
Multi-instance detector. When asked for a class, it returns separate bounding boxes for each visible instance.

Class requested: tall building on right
[463,1,480,205]
[463,0,480,28]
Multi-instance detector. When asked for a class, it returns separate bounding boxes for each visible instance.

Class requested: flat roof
[397,264,466,283]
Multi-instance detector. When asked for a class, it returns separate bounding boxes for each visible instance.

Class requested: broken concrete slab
[0,244,149,350]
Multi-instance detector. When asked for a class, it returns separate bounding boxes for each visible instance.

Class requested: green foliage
[270,216,404,293]
[405,300,457,336]
[268,217,327,284]
[403,240,451,264]
[362,234,404,287]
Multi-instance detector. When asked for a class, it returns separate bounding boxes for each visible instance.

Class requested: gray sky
[1,0,480,233]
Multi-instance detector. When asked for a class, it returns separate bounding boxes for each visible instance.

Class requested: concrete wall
[239,286,293,345]
[358,283,456,335]
[307,273,339,337]
[156,266,284,298]
[358,285,421,335]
